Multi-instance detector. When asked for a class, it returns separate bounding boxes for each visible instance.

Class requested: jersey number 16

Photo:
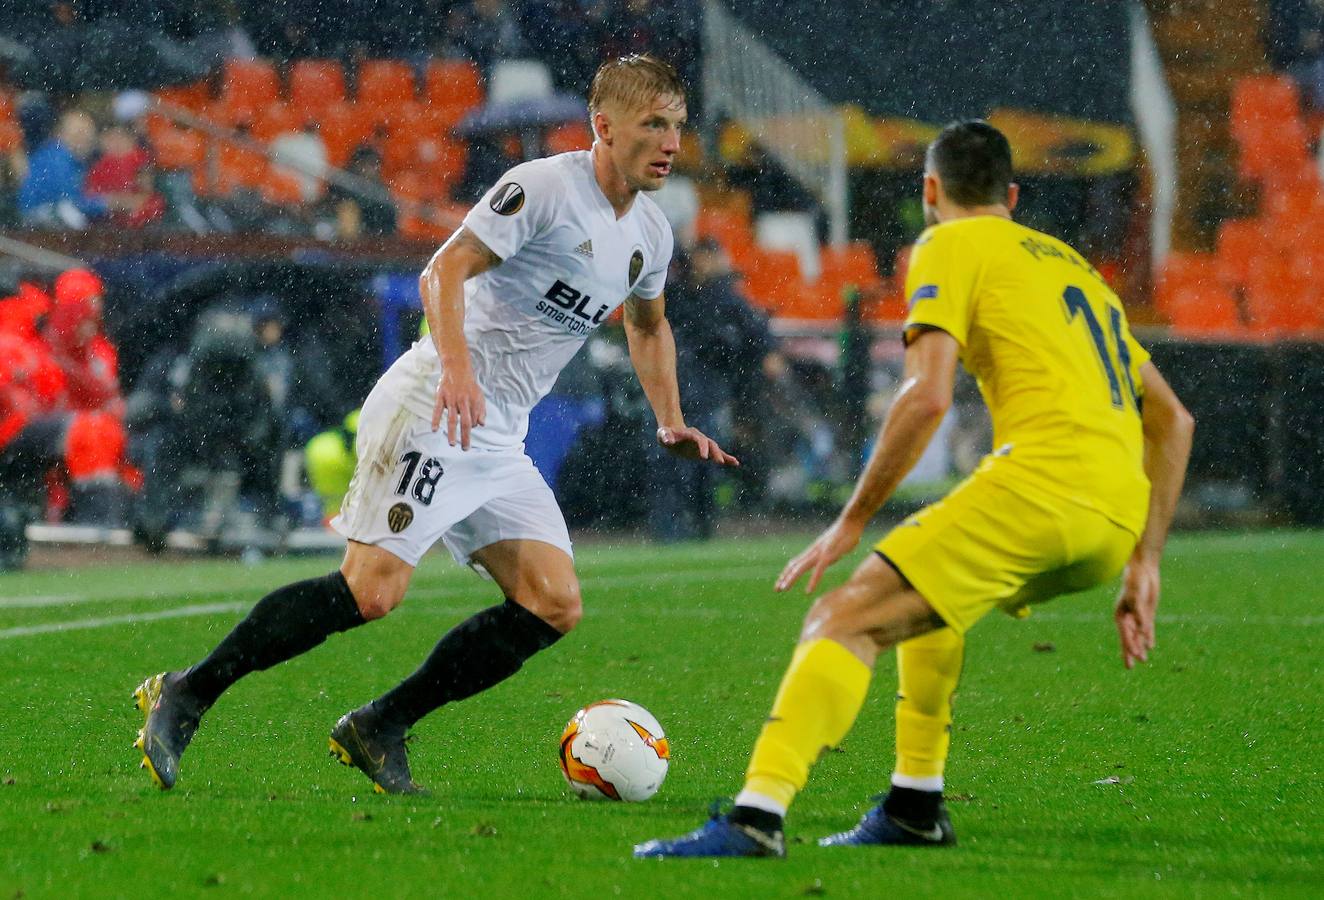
[1062,286,1139,411]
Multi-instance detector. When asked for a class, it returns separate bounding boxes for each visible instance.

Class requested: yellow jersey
[903,215,1150,536]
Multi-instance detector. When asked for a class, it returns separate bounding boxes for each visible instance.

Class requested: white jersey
[381,150,674,452]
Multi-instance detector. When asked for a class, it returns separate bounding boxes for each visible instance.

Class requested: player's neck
[939,204,1011,222]
[591,144,638,218]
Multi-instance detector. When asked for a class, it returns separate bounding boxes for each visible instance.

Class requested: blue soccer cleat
[634,804,785,859]
[818,797,957,847]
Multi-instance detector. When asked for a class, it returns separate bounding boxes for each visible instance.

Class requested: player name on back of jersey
[535,278,612,336]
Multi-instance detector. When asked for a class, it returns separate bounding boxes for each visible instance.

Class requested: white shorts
[330,381,573,568]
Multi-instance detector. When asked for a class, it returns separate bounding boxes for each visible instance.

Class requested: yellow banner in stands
[719,106,1135,176]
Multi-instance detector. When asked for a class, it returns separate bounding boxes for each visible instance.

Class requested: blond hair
[588,54,686,117]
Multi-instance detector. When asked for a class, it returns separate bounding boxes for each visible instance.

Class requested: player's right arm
[1115,361,1194,669]
[419,226,501,449]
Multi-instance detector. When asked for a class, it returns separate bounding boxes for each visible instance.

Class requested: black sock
[884,786,942,823]
[729,805,784,835]
[182,571,366,709]
[372,598,563,729]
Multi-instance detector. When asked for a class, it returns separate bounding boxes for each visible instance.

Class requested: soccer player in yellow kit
[637,120,1195,858]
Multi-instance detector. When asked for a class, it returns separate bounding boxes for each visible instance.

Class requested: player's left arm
[777,328,959,593]
[1115,360,1195,669]
[622,293,738,467]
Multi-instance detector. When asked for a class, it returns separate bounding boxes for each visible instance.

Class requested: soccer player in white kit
[132,56,736,794]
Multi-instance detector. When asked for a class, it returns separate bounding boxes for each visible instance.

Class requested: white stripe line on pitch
[0,563,778,611]
[0,565,778,639]
[0,602,247,640]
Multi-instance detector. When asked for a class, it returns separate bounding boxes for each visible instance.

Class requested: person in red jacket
[0,272,131,530]
[46,268,121,414]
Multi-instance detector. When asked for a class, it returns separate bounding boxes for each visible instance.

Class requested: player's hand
[657,426,740,467]
[1114,554,1160,669]
[432,366,486,450]
[776,516,865,595]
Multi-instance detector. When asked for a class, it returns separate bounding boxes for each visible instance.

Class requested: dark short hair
[925,120,1013,207]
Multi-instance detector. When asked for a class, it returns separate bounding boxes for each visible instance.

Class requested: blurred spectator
[0,129,27,228]
[647,240,783,540]
[0,275,133,527]
[127,310,283,545]
[325,145,397,237]
[517,0,601,92]
[249,296,326,444]
[303,408,359,520]
[18,109,106,228]
[270,122,329,204]
[84,124,165,229]
[453,132,522,204]
[45,268,121,413]
[443,0,529,77]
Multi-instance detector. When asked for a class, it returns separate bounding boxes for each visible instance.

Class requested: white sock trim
[733,789,787,818]
[891,773,944,792]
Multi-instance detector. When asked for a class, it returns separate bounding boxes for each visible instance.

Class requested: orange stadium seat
[220,59,281,119]
[1215,218,1266,290]
[1231,75,1300,142]
[261,169,308,206]
[820,242,883,292]
[289,60,347,117]
[317,102,375,168]
[154,81,211,114]
[206,140,268,197]
[357,60,417,108]
[1264,186,1324,242]
[1154,251,1243,334]
[1245,260,1324,335]
[148,125,206,171]
[1235,119,1311,183]
[251,103,301,142]
[779,282,845,321]
[545,121,593,155]
[1163,283,1243,335]
[695,207,756,258]
[425,60,484,126]
[740,251,804,312]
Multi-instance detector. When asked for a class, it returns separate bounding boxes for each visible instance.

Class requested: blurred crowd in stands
[0,0,702,241]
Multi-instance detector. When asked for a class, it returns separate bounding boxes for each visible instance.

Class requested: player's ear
[923,172,939,207]
[593,110,612,146]
[1006,182,1020,212]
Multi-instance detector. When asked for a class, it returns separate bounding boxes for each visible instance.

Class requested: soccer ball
[559,699,670,802]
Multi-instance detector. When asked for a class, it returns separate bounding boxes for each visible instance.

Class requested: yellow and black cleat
[329,707,425,796]
[131,672,203,791]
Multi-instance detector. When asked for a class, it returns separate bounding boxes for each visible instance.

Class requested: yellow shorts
[875,474,1137,635]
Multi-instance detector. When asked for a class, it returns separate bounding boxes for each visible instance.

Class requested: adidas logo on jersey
[574,239,594,258]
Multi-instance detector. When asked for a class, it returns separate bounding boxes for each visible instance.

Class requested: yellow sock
[894,627,964,781]
[742,638,872,810]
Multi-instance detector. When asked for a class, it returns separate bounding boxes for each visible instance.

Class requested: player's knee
[342,570,407,621]
[800,585,864,642]
[526,582,582,634]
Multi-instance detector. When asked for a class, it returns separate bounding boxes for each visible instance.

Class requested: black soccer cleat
[818,797,957,847]
[328,706,425,795]
[132,671,205,790]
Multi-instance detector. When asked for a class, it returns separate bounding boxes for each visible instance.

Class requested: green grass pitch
[1,531,1321,898]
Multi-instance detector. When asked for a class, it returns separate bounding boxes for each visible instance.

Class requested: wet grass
[1,530,1321,898]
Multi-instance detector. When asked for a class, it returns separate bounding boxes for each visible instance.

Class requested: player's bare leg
[332,540,575,794]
